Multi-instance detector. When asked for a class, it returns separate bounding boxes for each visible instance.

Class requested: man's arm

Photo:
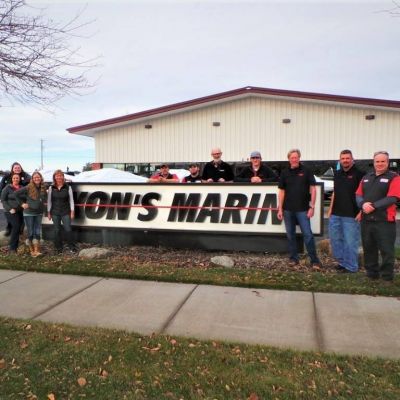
[327,192,335,218]
[307,185,316,218]
[277,188,285,220]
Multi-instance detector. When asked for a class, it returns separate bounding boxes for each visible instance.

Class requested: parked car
[314,175,334,200]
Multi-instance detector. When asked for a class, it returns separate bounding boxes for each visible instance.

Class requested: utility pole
[40,139,44,170]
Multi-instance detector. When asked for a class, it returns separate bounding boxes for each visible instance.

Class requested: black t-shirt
[332,165,364,218]
[278,164,316,212]
[201,160,234,182]
[183,174,202,183]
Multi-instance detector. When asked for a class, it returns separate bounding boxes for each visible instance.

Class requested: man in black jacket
[356,151,400,282]
[235,151,277,183]
[202,148,234,182]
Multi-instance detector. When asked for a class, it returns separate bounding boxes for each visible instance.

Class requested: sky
[1,0,400,173]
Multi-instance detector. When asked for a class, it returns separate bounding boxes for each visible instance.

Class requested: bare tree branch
[0,0,97,108]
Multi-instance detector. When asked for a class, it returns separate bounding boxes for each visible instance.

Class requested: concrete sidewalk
[0,269,399,359]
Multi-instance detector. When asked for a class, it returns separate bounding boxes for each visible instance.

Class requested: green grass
[1,253,400,297]
[1,317,399,400]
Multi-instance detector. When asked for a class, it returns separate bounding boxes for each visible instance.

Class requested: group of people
[1,149,399,282]
[148,148,277,183]
[0,163,76,256]
[149,147,400,282]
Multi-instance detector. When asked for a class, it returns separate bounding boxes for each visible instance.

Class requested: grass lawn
[1,317,399,400]
[0,252,399,297]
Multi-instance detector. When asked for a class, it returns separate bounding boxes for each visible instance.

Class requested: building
[68,86,400,176]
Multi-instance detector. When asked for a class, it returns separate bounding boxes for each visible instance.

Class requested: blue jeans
[329,214,360,272]
[24,214,42,241]
[283,210,320,264]
[52,214,74,250]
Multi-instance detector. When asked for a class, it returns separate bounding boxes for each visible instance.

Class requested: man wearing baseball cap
[234,151,277,183]
[148,164,179,183]
[182,163,202,183]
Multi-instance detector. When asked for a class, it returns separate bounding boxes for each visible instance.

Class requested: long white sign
[43,183,323,235]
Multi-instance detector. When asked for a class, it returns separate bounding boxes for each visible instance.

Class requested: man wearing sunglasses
[234,151,277,183]
[202,147,234,182]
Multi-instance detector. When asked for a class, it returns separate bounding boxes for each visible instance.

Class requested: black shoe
[335,265,344,271]
[337,267,350,274]
[4,228,11,237]
[366,274,379,281]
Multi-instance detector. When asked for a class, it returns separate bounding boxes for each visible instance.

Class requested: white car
[314,175,334,199]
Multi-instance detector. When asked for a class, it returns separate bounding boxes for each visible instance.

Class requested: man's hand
[277,209,283,221]
[250,176,262,183]
[362,202,375,214]
[307,207,314,219]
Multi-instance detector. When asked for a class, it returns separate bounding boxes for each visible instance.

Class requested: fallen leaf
[77,377,87,387]
[20,341,28,349]
[170,339,177,346]
[248,393,259,400]
[100,369,109,378]
[47,394,55,400]
[0,359,6,369]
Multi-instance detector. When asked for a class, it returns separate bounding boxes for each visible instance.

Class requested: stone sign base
[42,225,305,253]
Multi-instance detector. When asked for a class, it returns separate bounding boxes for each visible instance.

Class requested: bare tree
[0,0,95,108]
[379,1,400,17]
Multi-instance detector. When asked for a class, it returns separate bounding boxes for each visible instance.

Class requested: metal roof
[67,86,400,135]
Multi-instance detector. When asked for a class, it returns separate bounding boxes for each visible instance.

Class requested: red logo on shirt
[298,173,304,176]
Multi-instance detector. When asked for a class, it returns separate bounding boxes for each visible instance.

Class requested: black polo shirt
[201,160,234,182]
[332,165,364,218]
[278,164,316,212]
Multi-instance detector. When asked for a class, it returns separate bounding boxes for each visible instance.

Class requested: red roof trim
[67,86,400,133]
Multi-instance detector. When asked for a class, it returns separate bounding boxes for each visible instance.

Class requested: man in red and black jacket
[356,151,400,282]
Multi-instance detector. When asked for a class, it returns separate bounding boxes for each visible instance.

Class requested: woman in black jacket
[47,170,76,254]
[0,162,30,236]
[0,173,24,253]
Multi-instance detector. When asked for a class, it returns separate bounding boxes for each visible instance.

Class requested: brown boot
[27,240,35,257]
[32,239,42,257]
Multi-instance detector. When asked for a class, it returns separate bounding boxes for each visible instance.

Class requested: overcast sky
[1,0,399,172]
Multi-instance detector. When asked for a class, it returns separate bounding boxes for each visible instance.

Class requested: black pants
[361,220,396,280]
[6,211,23,251]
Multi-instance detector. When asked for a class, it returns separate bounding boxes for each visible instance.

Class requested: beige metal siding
[95,96,400,163]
